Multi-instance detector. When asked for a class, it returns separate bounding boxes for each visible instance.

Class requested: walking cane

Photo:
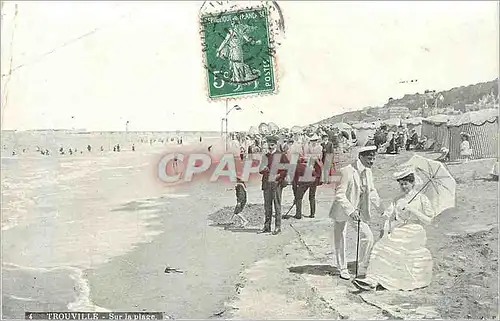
[354,196,380,278]
[283,200,296,217]
[355,217,361,277]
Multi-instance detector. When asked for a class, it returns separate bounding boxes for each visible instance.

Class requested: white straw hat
[393,164,423,185]
[393,164,415,180]
[357,145,377,153]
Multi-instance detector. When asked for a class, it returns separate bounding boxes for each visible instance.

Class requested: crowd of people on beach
[227,129,438,293]
[225,122,428,163]
[223,119,496,294]
[228,125,355,158]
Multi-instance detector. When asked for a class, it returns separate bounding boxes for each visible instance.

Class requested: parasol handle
[404,179,432,208]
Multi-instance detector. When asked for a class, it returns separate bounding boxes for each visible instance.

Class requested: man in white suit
[329,145,380,280]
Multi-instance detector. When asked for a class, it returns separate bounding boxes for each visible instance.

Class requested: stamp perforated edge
[198,3,281,103]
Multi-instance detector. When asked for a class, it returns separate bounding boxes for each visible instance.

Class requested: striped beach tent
[447,108,499,161]
[421,114,451,151]
[435,122,452,152]
[402,117,424,136]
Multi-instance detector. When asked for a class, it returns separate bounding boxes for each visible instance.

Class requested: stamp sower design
[202,8,276,99]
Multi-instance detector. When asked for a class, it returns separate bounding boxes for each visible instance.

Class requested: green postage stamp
[201,7,277,99]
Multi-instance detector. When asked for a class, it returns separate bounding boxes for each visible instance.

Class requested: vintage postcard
[1,1,498,320]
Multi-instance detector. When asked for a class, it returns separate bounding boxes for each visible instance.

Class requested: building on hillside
[465,92,499,112]
[371,107,386,115]
[386,105,410,118]
[411,108,423,117]
[366,107,387,119]
[466,103,499,112]
[426,107,461,116]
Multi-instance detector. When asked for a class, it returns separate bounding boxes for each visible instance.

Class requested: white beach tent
[382,118,402,127]
[447,108,499,161]
[352,121,380,146]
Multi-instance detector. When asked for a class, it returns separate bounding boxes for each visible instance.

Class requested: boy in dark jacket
[230,177,248,227]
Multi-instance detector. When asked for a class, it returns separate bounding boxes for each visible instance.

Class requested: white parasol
[258,122,270,135]
[405,154,456,216]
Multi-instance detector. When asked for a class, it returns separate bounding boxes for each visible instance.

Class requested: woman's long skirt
[365,224,433,291]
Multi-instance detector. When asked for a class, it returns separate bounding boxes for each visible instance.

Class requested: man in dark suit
[321,134,334,162]
[259,135,289,235]
[406,129,419,150]
[321,134,335,181]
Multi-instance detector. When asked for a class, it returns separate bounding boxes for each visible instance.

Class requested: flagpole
[225,99,228,151]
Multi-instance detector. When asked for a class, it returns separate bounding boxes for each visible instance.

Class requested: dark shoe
[272,229,281,235]
[293,215,302,219]
[352,278,376,291]
[281,215,290,220]
[308,215,315,218]
[310,203,316,217]
[258,228,271,234]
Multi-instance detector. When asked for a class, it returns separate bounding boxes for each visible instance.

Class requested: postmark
[199,2,284,100]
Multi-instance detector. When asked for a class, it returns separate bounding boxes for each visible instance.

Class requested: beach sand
[2,140,498,319]
[85,181,297,319]
[204,151,498,319]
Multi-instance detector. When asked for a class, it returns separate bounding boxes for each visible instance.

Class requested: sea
[1,130,221,153]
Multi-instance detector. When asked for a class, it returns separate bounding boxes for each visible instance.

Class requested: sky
[1,1,498,132]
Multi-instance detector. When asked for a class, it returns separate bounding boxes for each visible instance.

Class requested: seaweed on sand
[208,204,266,227]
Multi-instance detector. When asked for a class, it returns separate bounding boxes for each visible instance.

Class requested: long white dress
[460,140,472,157]
[364,190,435,291]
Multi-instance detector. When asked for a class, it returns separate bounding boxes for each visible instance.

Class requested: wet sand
[85,179,297,319]
[2,137,296,319]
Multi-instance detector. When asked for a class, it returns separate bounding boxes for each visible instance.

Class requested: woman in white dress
[353,165,436,291]
[459,132,473,162]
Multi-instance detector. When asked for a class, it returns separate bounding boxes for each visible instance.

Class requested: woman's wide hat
[392,163,423,185]
[309,134,320,141]
[392,164,415,180]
